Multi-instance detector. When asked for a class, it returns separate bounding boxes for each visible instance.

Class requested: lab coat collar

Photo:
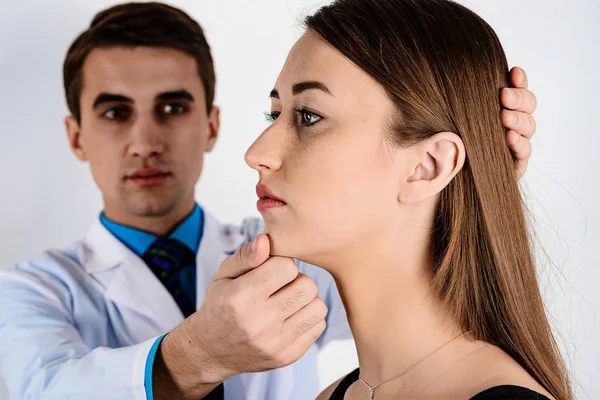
[81,210,248,330]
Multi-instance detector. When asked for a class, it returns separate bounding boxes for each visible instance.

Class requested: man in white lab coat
[0,3,539,400]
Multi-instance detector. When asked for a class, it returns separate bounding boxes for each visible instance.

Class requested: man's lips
[256,184,286,211]
[126,169,171,186]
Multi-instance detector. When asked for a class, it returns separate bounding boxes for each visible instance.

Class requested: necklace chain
[358,330,473,400]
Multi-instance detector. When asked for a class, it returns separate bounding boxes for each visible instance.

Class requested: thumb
[213,233,271,281]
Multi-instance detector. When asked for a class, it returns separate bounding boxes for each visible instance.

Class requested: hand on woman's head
[501,66,538,178]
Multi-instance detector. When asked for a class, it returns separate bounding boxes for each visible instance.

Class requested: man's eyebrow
[92,90,195,109]
[92,93,133,109]
[156,90,195,102]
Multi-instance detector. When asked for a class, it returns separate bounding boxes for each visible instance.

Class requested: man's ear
[398,132,465,204]
[65,116,88,162]
[205,106,220,153]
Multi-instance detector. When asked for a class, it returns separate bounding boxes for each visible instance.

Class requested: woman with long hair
[245,0,572,399]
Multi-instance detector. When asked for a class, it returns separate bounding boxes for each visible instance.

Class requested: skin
[61,39,538,398]
[65,46,220,235]
[246,31,552,400]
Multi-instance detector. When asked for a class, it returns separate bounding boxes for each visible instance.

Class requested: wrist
[165,311,232,385]
[152,328,220,399]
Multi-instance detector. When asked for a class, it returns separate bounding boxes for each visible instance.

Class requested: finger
[213,233,270,281]
[501,110,536,139]
[507,129,532,162]
[285,320,327,365]
[500,88,537,114]
[507,130,531,179]
[515,159,528,180]
[509,66,528,89]
[282,296,328,340]
[239,256,299,299]
[269,273,319,319]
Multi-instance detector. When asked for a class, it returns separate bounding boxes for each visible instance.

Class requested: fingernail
[251,237,257,254]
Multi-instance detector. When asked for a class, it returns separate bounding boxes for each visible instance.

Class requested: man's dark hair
[63,2,215,122]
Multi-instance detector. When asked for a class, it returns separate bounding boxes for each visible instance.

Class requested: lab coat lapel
[82,218,184,332]
[195,211,251,305]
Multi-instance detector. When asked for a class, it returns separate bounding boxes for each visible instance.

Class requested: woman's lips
[256,184,286,211]
[257,197,286,212]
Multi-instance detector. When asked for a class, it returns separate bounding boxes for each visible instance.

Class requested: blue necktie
[143,238,225,399]
[142,237,196,318]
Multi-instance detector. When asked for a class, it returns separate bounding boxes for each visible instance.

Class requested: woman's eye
[295,109,322,126]
[300,111,321,125]
[264,111,281,123]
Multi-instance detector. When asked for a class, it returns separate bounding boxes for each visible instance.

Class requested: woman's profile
[245,0,572,399]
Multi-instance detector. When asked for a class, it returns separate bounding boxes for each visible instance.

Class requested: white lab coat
[0,210,351,400]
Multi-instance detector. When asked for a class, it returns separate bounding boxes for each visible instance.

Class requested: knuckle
[233,247,246,266]
[313,321,327,340]
[501,109,512,125]
[501,90,512,108]
[297,274,318,298]
[514,88,522,104]
[528,115,537,132]
[516,111,527,128]
[282,260,300,280]
[252,265,273,287]
[299,309,325,333]
[314,298,329,318]
[530,93,538,112]
[307,280,319,299]
[226,290,247,316]
[298,319,316,334]
[278,295,297,313]
[244,316,269,344]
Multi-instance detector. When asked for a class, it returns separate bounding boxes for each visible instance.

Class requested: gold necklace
[358,330,473,400]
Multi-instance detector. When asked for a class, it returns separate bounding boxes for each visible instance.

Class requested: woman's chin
[264,231,293,257]
[263,229,305,260]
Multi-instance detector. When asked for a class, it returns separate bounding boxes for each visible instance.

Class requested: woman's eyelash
[263,109,323,126]
[264,111,280,122]
[293,108,322,126]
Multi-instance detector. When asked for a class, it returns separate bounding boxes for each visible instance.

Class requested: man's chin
[126,198,179,218]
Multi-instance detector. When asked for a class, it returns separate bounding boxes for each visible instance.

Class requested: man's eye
[103,107,130,121]
[161,103,187,114]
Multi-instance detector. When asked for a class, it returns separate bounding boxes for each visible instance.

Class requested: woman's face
[245,32,416,263]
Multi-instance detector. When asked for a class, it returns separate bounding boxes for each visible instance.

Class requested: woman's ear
[398,132,465,204]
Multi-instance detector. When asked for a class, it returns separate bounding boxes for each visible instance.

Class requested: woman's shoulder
[317,368,360,400]
[319,365,555,400]
[470,385,553,400]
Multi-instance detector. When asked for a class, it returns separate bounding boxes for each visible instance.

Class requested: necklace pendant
[369,388,374,400]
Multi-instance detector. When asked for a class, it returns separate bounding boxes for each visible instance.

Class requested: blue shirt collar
[100,204,204,257]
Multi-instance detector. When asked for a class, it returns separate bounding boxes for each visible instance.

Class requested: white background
[0,0,598,398]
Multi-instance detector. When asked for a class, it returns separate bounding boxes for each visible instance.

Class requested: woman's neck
[325,224,468,393]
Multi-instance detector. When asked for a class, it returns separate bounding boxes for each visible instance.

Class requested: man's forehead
[80,47,203,100]
[84,47,196,77]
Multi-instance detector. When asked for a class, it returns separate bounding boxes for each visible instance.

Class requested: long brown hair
[306,0,572,398]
